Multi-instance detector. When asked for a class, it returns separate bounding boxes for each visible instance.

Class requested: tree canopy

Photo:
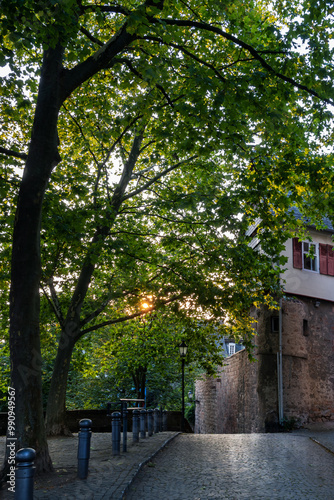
[1,0,334,478]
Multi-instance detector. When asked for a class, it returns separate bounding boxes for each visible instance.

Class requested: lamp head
[178,340,188,357]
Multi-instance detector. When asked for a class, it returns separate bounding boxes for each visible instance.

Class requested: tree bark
[45,330,76,436]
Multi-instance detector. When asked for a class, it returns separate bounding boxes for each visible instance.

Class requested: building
[195,215,334,433]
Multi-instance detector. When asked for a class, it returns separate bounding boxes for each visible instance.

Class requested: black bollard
[77,418,92,479]
[112,412,121,456]
[163,410,168,431]
[132,410,140,443]
[15,448,36,500]
[122,403,128,452]
[147,409,154,436]
[154,408,160,433]
[159,406,163,432]
[140,410,146,439]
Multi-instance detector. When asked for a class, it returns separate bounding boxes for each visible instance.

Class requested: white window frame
[302,241,319,273]
[228,343,236,356]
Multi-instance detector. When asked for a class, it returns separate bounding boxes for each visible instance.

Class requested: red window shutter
[328,245,334,276]
[319,243,328,275]
[293,238,302,269]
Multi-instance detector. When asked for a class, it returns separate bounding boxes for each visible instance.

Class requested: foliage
[65,310,226,409]
[1,0,333,349]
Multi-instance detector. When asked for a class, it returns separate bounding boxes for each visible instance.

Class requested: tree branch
[48,278,66,328]
[62,103,100,167]
[80,292,114,328]
[142,35,226,83]
[79,26,104,47]
[0,147,27,160]
[60,25,137,101]
[41,281,65,329]
[98,115,143,179]
[80,4,130,16]
[122,155,198,201]
[80,269,163,328]
[151,18,334,105]
[111,57,175,107]
[59,0,165,101]
[79,294,183,336]
[0,174,21,187]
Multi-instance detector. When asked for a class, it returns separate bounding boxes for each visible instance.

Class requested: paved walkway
[1,424,334,499]
[0,432,179,499]
[125,429,334,500]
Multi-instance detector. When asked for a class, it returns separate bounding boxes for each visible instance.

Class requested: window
[302,241,318,272]
[228,343,235,356]
[271,316,279,333]
[293,238,334,275]
[303,319,309,337]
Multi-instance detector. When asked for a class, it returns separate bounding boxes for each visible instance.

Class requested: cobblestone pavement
[0,432,179,500]
[125,433,334,500]
[1,427,334,499]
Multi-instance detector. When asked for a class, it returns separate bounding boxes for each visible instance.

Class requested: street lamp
[178,340,188,432]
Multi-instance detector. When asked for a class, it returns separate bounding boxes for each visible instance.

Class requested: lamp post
[178,340,188,432]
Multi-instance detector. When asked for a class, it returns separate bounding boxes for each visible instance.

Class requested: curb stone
[121,432,181,500]
[310,437,334,456]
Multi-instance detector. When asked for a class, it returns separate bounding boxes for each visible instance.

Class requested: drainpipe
[277,297,284,425]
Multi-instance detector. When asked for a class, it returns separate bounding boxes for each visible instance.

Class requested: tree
[64,310,226,410]
[1,0,334,478]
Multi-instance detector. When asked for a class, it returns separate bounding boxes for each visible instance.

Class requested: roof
[245,208,334,239]
[290,207,334,234]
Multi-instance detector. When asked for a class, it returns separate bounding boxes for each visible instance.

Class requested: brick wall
[281,296,334,424]
[195,350,263,434]
[195,376,218,433]
[195,296,334,433]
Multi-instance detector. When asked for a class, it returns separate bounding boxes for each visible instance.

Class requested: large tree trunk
[1,46,64,483]
[45,331,76,436]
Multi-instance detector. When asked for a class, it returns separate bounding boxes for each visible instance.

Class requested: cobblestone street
[1,428,334,499]
[125,433,334,500]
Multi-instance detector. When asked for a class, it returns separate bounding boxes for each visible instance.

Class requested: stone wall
[195,350,262,434]
[195,295,334,433]
[281,296,334,424]
[195,376,218,433]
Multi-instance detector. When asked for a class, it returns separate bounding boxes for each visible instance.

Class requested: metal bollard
[147,409,154,436]
[145,407,148,433]
[132,410,140,443]
[15,448,36,500]
[159,406,163,432]
[122,403,128,452]
[140,410,146,439]
[163,410,168,431]
[77,418,92,479]
[154,408,160,433]
[112,412,121,456]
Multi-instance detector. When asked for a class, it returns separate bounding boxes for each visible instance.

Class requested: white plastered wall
[281,229,334,301]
